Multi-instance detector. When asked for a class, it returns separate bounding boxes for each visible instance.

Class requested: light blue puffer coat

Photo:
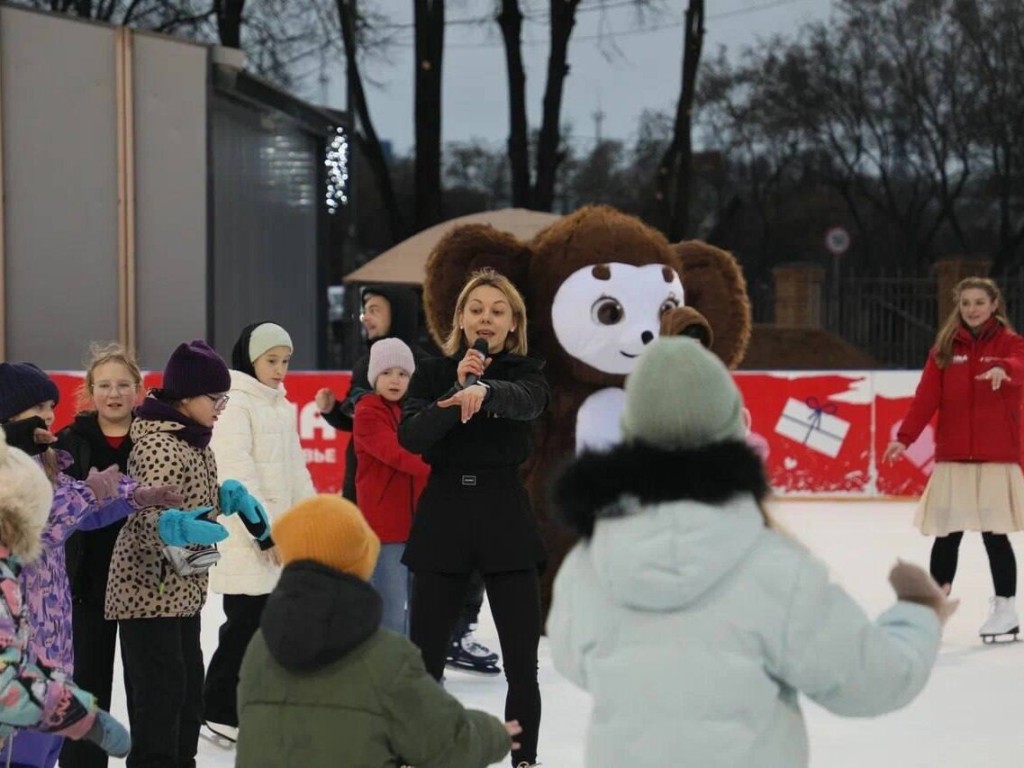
[548,449,941,768]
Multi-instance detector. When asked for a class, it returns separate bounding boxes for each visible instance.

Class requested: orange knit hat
[272,495,380,581]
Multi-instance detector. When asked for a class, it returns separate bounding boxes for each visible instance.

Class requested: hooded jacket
[209,369,316,595]
[321,284,427,501]
[105,411,221,620]
[897,318,1024,462]
[0,439,99,743]
[547,441,941,768]
[25,449,137,675]
[236,561,510,768]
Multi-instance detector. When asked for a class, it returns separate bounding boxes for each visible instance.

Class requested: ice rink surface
[104,501,1024,767]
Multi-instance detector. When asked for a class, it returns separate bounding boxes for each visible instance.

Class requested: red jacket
[353,395,430,543]
[898,319,1024,463]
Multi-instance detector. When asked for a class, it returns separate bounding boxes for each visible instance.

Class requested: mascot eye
[659,298,681,316]
[591,297,625,325]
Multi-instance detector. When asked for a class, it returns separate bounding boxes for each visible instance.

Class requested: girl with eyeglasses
[107,340,269,768]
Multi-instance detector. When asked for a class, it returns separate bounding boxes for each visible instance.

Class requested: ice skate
[201,720,238,749]
[446,627,501,676]
[979,596,1020,644]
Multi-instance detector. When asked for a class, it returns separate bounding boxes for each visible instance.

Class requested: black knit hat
[0,363,60,423]
[161,340,231,399]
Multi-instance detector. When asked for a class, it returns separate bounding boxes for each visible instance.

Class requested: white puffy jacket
[209,370,316,595]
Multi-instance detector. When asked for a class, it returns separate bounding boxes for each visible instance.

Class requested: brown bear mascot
[420,205,752,617]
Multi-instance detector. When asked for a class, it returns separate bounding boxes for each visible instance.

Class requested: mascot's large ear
[422,224,532,349]
[671,241,752,369]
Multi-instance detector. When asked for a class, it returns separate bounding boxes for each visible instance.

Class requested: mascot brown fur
[420,205,752,617]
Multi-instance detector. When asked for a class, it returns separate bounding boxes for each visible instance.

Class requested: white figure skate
[979,596,1020,644]
[201,721,238,749]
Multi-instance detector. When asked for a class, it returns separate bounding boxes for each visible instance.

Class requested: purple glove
[133,484,184,509]
[85,466,121,503]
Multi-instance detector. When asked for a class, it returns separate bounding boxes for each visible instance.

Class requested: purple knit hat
[162,340,230,399]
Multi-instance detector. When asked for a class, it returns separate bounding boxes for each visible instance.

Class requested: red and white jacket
[898,319,1024,463]
[354,395,430,543]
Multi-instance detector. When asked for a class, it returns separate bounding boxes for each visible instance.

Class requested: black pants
[119,616,204,768]
[410,569,541,767]
[202,594,268,727]
[59,602,120,768]
[931,531,1017,597]
[452,573,486,638]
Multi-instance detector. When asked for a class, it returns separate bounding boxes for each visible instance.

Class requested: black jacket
[322,284,426,501]
[57,412,132,605]
[397,351,550,573]
[399,352,549,469]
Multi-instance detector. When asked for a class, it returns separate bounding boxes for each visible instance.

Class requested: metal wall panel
[0,7,119,367]
[210,96,319,368]
[132,33,208,369]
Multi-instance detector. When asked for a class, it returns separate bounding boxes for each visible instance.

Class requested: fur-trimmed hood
[0,432,53,562]
[555,440,768,539]
[554,441,768,611]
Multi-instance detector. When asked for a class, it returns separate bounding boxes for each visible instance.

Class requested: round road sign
[825,226,851,256]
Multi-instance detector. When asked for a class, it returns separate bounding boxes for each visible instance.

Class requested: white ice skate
[201,721,238,749]
[979,596,1020,644]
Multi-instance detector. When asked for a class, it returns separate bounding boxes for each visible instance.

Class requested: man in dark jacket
[316,284,500,674]
[236,494,518,768]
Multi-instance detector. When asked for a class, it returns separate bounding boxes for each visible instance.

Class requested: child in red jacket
[353,338,430,635]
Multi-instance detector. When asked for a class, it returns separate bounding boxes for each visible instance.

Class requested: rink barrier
[46,369,945,498]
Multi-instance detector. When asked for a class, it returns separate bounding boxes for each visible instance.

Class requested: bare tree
[955,0,1024,272]
[654,0,704,240]
[496,0,531,207]
[414,0,445,230]
[531,0,581,211]
[336,0,405,243]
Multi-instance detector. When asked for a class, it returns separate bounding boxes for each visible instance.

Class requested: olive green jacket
[236,561,510,768]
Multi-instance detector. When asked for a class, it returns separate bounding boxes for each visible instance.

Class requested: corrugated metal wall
[210,96,320,368]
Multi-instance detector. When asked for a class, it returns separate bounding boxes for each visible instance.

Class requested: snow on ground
[104,500,1024,767]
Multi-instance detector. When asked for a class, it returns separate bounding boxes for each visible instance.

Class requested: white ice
[104,501,1024,767]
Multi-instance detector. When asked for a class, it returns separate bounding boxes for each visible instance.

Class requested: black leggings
[931,532,1017,597]
[410,569,541,766]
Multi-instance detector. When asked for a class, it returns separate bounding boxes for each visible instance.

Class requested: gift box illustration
[774,396,850,458]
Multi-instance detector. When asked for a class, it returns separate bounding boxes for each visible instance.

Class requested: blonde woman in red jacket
[353,338,430,635]
[885,277,1024,642]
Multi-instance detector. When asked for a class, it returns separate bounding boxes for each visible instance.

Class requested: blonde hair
[933,277,1012,368]
[442,269,529,356]
[75,342,144,412]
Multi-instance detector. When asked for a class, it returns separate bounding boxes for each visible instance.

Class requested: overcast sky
[299,0,832,155]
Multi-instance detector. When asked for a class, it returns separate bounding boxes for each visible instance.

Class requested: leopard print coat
[104,417,221,620]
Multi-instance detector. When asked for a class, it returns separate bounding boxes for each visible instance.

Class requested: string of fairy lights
[325,126,349,213]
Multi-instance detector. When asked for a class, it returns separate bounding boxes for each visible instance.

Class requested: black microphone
[463,338,490,388]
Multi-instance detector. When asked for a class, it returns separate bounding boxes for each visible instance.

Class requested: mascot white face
[551,262,685,375]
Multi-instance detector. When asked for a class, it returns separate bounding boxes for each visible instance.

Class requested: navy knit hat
[0,363,60,423]
[161,340,231,399]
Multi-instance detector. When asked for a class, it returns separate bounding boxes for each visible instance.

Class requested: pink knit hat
[367,338,415,386]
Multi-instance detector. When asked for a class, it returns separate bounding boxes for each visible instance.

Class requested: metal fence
[830,276,937,368]
[747,269,1024,369]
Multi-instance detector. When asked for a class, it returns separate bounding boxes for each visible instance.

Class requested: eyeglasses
[93,382,137,395]
[204,394,230,409]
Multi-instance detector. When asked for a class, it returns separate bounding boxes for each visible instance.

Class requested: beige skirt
[915,462,1024,536]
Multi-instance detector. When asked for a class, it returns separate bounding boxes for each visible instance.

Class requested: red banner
[43,369,976,498]
[48,371,352,495]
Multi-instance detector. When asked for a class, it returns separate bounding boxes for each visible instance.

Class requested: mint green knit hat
[620,337,745,450]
